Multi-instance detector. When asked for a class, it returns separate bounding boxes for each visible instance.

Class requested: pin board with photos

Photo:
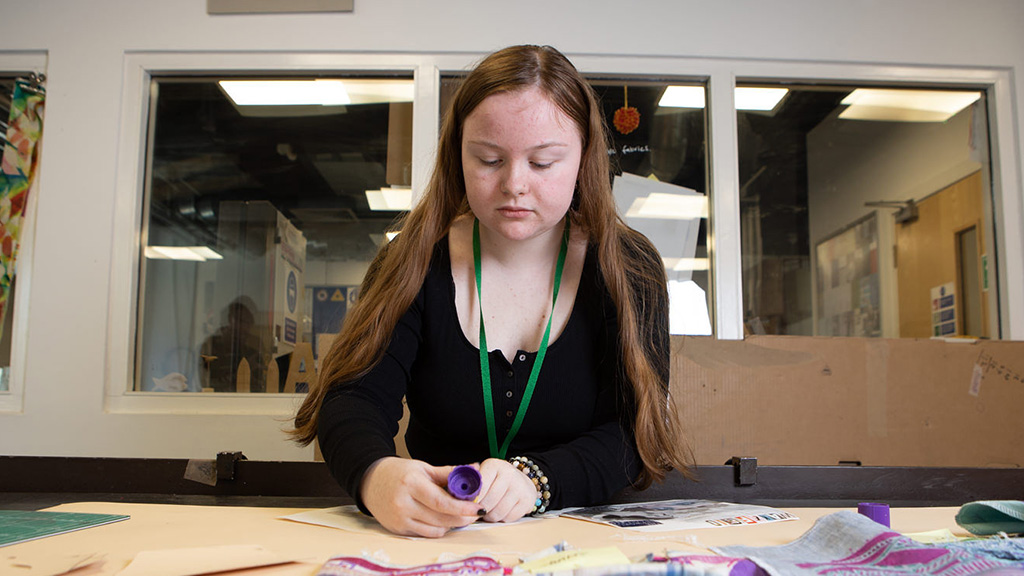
[814,212,880,337]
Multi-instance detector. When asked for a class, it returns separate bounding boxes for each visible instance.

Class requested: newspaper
[560,499,797,532]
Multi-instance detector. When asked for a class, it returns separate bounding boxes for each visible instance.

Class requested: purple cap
[447,465,482,500]
[858,502,890,527]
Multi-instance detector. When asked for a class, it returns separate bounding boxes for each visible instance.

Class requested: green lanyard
[473,217,570,459]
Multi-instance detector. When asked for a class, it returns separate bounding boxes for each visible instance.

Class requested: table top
[3,502,970,575]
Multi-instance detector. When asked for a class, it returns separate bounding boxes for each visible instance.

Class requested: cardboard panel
[672,335,1024,468]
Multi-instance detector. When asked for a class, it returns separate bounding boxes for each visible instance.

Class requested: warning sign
[309,285,358,359]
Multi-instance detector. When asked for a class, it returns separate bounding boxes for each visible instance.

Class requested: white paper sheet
[612,172,703,282]
[280,505,540,539]
[116,544,296,576]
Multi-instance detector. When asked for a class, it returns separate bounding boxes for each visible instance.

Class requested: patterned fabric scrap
[714,511,1024,576]
[316,556,503,576]
[663,553,767,576]
[945,536,1024,563]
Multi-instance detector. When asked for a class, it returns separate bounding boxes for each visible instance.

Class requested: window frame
[107,52,442,414]
[0,51,48,414]
[107,51,1023,414]
[566,55,1021,342]
[724,62,1018,341]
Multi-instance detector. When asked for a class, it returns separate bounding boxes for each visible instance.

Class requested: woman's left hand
[475,458,538,523]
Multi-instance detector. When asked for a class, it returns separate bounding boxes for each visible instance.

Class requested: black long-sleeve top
[317,238,655,512]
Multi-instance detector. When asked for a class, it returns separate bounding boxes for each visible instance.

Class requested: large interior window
[133,69,1007,397]
[136,75,414,393]
[592,80,710,336]
[737,83,997,338]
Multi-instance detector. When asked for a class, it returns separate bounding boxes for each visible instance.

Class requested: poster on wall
[273,212,306,355]
[930,282,957,337]
[815,213,881,337]
[310,285,359,361]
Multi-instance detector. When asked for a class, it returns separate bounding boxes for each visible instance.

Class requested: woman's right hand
[359,457,484,538]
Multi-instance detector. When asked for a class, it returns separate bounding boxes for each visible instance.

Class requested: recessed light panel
[840,89,982,122]
[219,80,351,106]
[658,86,788,112]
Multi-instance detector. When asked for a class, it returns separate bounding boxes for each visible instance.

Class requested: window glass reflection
[737,83,996,338]
[137,76,414,393]
[591,80,710,336]
[442,77,711,335]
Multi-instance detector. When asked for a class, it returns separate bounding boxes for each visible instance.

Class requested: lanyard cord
[473,217,570,459]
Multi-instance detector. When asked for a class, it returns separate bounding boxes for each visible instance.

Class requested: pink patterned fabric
[716,511,1024,575]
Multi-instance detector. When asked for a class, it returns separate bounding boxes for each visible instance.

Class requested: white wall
[1,0,1022,460]
[808,107,982,248]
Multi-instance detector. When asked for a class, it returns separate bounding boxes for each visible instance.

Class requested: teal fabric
[957,501,1024,536]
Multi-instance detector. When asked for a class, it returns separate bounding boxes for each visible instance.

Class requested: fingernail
[477,508,487,516]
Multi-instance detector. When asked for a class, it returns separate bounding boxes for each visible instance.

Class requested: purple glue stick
[447,465,482,501]
[858,502,891,527]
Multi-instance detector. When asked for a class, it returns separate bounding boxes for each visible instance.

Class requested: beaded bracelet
[508,455,551,516]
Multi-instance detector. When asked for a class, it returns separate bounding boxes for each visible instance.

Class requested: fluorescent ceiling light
[219,79,413,108]
[663,257,710,272]
[219,80,351,106]
[839,89,982,122]
[658,86,789,111]
[145,246,223,261]
[625,192,708,220]
[735,87,789,111]
[343,80,414,104]
[658,86,706,108]
[365,187,413,211]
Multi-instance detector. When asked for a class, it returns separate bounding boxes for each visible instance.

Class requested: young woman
[292,45,692,538]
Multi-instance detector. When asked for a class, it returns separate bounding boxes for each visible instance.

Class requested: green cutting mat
[0,510,130,547]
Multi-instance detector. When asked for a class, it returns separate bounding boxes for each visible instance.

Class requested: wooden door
[896,171,989,338]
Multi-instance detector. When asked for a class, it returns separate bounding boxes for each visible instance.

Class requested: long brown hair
[291,45,692,487]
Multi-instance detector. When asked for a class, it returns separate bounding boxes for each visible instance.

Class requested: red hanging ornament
[613,85,640,135]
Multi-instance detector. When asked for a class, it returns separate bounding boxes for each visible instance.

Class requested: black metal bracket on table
[216,451,247,481]
[727,456,758,486]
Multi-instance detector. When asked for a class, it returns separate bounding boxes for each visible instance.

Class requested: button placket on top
[499,352,529,434]
[503,358,515,430]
